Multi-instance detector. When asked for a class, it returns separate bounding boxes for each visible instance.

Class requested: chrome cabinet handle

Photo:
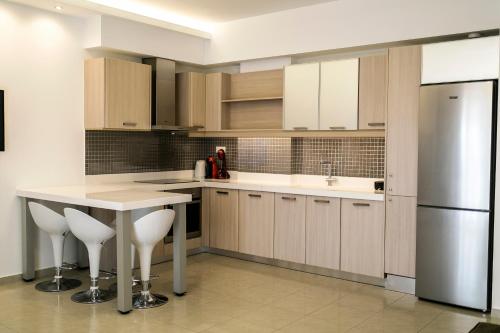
[123,122,137,127]
[293,127,308,130]
[368,122,385,127]
[352,202,370,207]
[329,126,346,130]
[248,194,261,198]
[216,191,229,195]
[281,196,297,201]
[314,199,330,204]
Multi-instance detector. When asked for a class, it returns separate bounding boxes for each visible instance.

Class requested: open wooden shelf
[215,69,285,131]
[221,96,283,103]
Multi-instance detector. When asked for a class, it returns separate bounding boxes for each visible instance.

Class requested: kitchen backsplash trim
[86,131,384,178]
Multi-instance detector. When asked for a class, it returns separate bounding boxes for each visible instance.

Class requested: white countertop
[85,170,385,202]
[17,171,383,209]
[16,185,192,211]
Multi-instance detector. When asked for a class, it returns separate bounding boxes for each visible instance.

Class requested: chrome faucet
[320,161,337,186]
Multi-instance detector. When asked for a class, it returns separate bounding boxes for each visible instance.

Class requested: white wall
[94,15,206,64]
[0,2,86,278]
[204,0,500,64]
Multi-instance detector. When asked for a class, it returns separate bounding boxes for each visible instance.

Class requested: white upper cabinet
[319,58,359,130]
[422,36,499,84]
[283,63,320,130]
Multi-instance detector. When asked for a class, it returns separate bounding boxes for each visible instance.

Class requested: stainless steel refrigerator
[416,80,498,312]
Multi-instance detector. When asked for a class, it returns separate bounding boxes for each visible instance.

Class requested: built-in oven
[164,187,201,243]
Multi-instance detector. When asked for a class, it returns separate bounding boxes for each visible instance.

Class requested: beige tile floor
[0,253,498,333]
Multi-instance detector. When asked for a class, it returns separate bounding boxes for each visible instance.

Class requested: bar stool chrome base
[36,278,81,292]
[132,281,168,309]
[71,288,115,304]
[71,278,115,304]
[35,267,81,292]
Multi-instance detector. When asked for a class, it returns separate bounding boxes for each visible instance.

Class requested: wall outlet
[216,146,226,153]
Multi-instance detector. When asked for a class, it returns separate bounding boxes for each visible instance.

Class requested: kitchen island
[16,184,192,314]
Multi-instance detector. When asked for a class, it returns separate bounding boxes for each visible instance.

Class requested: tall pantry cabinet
[384,45,421,278]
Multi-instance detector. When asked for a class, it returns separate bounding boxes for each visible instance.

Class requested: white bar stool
[131,209,175,309]
[28,202,81,292]
[64,208,116,304]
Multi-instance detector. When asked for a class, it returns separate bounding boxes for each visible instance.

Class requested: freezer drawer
[416,206,490,311]
[418,81,494,210]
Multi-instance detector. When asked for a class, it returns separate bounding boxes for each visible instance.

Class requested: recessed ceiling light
[468,32,481,39]
[55,5,63,10]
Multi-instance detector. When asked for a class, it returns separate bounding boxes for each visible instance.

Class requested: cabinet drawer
[306,196,341,270]
[238,190,274,258]
[274,193,306,264]
[209,188,238,251]
[341,199,385,278]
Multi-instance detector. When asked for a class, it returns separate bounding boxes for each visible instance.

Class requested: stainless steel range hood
[142,57,191,131]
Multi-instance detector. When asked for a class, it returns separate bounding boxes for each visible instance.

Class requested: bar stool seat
[64,208,116,304]
[132,209,175,309]
[28,202,81,292]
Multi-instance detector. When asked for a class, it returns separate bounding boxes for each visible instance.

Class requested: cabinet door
[385,195,417,278]
[209,188,238,251]
[306,196,341,270]
[105,58,151,130]
[274,193,306,263]
[284,63,319,130]
[319,59,359,130]
[341,199,385,278]
[238,191,274,258]
[358,54,388,130]
[176,72,206,128]
[205,72,227,131]
[386,46,421,196]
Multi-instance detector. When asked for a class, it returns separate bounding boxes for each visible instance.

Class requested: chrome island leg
[173,203,187,296]
[116,210,132,314]
[21,198,36,281]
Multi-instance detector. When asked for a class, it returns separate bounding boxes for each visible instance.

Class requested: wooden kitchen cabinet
[319,58,359,130]
[209,188,238,251]
[238,190,274,258]
[385,195,417,278]
[274,193,306,264]
[341,199,385,278]
[85,58,151,131]
[358,54,388,130]
[283,63,320,130]
[176,72,206,129]
[205,72,228,131]
[306,196,341,270]
[386,45,421,196]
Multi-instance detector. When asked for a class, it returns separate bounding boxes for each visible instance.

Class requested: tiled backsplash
[86,131,384,178]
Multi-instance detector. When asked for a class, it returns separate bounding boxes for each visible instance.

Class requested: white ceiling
[135,0,337,23]
[8,0,337,36]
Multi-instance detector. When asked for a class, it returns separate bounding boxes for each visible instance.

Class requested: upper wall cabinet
[319,59,359,130]
[422,36,499,84]
[283,63,320,130]
[358,54,388,130]
[85,58,151,131]
[176,72,206,129]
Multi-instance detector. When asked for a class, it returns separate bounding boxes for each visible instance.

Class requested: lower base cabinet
[306,196,341,270]
[238,190,274,258]
[274,193,306,264]
[341,199,385,278]
[209,188,238,251]
[385,195,417,277]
